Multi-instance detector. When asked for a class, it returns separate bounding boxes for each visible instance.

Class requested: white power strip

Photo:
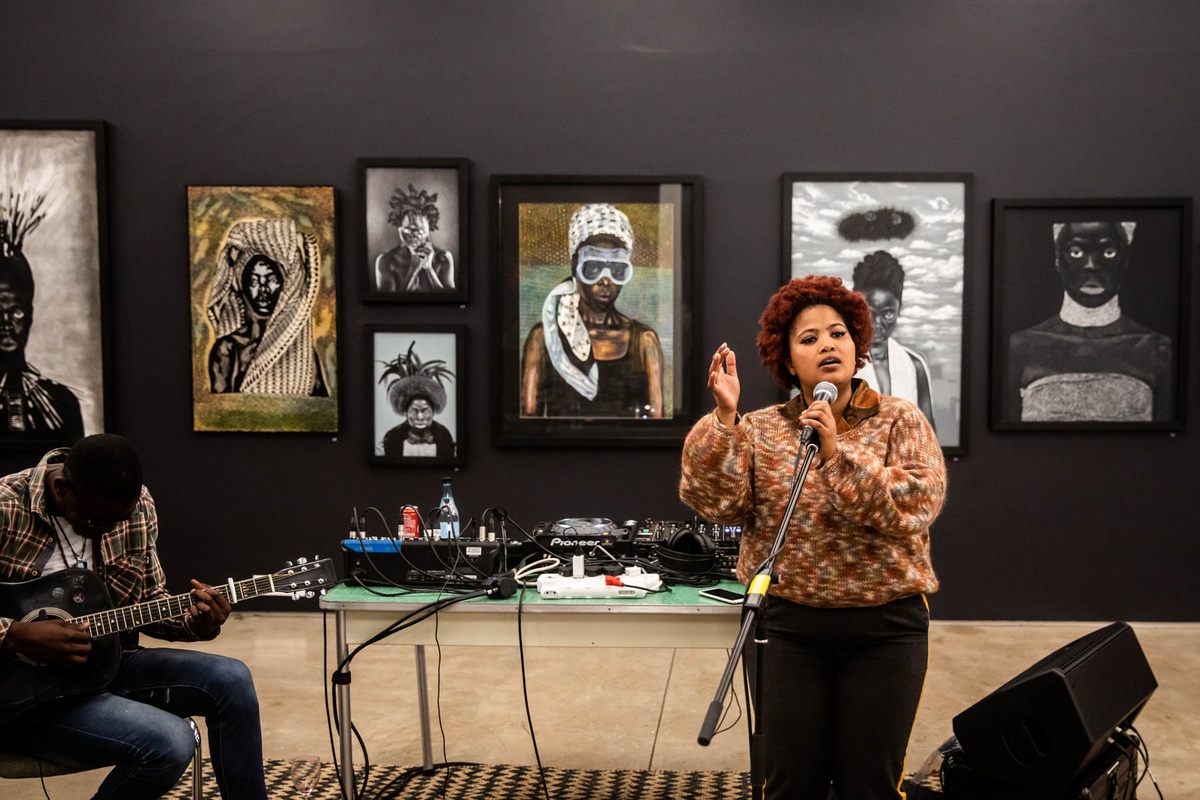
[536,568,662,599]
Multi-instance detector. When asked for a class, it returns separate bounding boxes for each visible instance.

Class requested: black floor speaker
[951,621,1156,791]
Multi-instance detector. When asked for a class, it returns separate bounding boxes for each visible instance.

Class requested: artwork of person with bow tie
[378,342,456,458]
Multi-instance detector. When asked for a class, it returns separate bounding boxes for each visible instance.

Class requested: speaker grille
[997,623,1125,690]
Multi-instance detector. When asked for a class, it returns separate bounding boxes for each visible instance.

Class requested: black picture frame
[1,120,112,450]
[782,172,972,456]
[368,323,466,466]
[491,175,701,447]
[991,197,1190,431]
[360,158,469,303]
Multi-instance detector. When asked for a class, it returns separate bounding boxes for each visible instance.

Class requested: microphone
[800,381,838,449]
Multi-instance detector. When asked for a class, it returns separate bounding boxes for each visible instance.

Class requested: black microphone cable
[506,517,572,562]
[403,508,489,590]
[327,591,488,799]
[323,607,372,800]
[514,570,553,800]
[360,507,475,592]
[1129,724,1164,799]
[353,506,445,590]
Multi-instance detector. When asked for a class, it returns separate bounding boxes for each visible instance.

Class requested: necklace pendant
[74,560,88,570]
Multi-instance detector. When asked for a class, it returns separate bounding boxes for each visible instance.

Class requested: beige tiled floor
[6,614,1199,799]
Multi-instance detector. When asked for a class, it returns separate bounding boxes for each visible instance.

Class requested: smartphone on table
[698,586,745,604]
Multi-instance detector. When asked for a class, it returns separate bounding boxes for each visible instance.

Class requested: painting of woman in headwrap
[206,219,328,396]
[188,186,338,432]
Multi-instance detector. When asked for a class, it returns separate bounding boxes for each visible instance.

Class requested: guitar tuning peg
[283,560,294,568]
[297,557,309,565]
[290,592,301,601]
[313,554,320,561]
[304,590,315,599]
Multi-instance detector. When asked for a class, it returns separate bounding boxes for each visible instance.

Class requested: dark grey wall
[5,1,1198,620]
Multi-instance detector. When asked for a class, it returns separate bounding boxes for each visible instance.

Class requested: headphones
[655,527,718,574]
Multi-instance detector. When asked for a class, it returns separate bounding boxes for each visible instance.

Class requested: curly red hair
[756,275,874,391]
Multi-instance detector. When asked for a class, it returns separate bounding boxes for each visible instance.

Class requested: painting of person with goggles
[521,203,664,419]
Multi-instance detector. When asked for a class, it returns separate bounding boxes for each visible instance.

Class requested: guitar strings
[74,573,294,634]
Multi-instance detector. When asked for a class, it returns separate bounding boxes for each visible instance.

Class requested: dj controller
[520,517,741,574]
[342,517,743,588]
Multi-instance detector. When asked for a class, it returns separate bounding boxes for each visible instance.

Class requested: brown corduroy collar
[781,378,881,434]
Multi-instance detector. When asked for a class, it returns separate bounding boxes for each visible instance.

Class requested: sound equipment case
[940,728,1140,800]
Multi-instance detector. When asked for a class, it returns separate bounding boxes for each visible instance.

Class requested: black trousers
[744,593,929,800]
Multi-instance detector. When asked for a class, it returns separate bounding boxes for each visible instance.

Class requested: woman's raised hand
[709,343,740,427]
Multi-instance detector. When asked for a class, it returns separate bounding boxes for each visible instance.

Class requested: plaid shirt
[0,448,208,648]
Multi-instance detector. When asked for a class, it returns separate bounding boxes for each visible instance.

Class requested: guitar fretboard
[77,575,276,637]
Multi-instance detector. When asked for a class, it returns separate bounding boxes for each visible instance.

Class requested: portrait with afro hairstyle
[379,340,454,416]
[363,162,468,301]
[757,275,874,391]
[387,184,440,231]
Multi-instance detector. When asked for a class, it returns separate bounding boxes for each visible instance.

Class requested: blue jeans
[0,648,267,800]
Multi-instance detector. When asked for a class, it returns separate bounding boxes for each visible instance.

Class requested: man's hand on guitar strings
[1,618,91,668]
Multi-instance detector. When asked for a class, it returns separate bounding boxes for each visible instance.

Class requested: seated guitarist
[0,434,269,800]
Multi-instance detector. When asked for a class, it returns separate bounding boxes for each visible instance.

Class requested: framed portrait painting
[188,185,339,432]
[360,158,468,303]
[491,175,701,447]
[783,173,972,456]
[368,324,465,466]
[991,198,1190,431]
[1,121,111,450]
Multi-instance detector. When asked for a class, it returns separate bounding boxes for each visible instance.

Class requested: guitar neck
[76,574,273,637]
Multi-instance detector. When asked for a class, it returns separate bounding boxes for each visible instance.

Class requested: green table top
[320,578,746,610]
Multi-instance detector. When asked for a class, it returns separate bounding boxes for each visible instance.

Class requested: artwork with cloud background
[786,176,969,452]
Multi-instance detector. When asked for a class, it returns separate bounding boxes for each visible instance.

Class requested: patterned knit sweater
[679,380,946,608]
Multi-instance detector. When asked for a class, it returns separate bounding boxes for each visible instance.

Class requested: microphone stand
[697,436,820,800]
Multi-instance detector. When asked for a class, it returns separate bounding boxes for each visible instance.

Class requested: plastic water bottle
[437,477,460,539]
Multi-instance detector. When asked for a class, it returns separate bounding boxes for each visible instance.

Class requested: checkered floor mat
[165,759,939,799]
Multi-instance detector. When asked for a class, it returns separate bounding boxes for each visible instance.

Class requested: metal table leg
[415,644,434,771]
[335,609,355,798]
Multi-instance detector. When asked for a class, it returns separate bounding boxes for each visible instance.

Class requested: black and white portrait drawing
[369,326,464,466]
[785,174,971,454]
[361,159,468,303]
[992,199,1189,430]
[0,123,108,449]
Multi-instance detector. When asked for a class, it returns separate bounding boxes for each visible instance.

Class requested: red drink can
[402,507,419,538]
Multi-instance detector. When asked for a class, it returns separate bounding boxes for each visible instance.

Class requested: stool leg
[185,717,203,800]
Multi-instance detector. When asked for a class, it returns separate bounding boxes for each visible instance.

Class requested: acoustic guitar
[0,557,335,725]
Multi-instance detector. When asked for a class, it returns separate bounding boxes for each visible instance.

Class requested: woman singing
[679,275,947,799]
